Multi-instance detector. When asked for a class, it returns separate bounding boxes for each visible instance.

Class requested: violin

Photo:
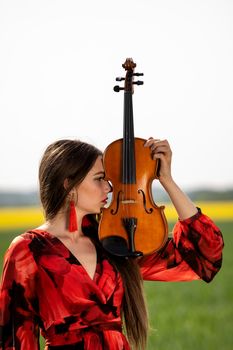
[98,58,168,257]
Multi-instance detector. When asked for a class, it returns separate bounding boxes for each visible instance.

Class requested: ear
[63,178,69,190]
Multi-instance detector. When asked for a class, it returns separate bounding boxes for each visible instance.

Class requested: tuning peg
[113,85,125,92]
[133,73,144,76]
[133,81,144,85]
[116,77,125,81]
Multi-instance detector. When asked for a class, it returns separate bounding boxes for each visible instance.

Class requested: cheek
[78,184,100,201]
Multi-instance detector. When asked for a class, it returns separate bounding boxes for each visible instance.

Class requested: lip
[101,198,108,203]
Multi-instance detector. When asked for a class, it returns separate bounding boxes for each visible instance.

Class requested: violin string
[124,91,128,221]
[123,80,136,250]
[129,92,133,221]
[126,91,134,221]
[124,91,129,221]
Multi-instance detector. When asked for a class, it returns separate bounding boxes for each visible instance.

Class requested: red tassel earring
[68,200,78,232]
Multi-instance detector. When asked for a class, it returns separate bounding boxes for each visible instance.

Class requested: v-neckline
[33,229,98,282]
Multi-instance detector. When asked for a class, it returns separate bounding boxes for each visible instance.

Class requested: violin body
[98,58,168,257]
[99,137,168,256]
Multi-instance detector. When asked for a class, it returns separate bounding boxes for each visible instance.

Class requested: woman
[0,138,223,350]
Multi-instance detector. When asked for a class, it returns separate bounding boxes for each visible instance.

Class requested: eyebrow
[93,171,105,176]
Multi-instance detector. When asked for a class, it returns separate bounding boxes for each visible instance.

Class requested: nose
[104,180,112,193]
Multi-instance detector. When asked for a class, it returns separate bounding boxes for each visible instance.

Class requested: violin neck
[122,91,136,184]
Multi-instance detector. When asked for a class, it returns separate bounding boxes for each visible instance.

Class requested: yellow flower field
[0,201,232,230]
[163,201,233,221]
[0,207,44,230]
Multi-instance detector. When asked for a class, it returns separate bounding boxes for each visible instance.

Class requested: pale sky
[0,0,233,191]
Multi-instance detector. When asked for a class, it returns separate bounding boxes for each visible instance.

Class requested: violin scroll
[114,58,144,93]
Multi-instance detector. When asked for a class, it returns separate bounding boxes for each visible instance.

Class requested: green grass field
[0,221,232,350]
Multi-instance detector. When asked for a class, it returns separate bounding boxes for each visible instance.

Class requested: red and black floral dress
[0,209,223,349]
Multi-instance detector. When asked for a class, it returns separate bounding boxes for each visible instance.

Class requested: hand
[144,138,173,184]
[144,138,198,219]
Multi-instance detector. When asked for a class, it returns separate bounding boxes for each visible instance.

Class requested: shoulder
[1,232,39,282]
[5,231,38,263]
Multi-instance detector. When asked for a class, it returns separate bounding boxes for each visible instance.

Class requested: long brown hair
[39,139,148,349]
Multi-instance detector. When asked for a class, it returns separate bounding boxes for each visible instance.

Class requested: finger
[144,138,160,147]
[146,139,169,148]
[152,152,166,161]
[152,141,171,152]
[152,145,170,153]
[152,139,169,147]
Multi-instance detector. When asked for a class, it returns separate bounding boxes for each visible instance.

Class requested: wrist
[159,175,174,189]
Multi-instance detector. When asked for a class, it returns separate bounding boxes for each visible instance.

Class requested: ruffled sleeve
[139,209,224,283]
[0,236,40,349]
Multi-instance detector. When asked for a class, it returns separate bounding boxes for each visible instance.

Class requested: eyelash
[96,177,105,181]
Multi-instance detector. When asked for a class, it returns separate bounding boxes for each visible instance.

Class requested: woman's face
[76,156,111,215]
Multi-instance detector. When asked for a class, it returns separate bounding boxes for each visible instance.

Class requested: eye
[95,177,105,181]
